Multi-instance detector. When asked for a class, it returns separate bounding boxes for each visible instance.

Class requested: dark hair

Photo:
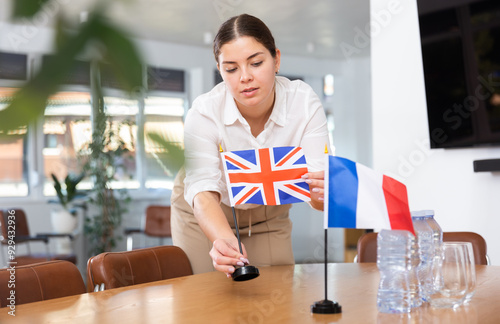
[213,14,277,63]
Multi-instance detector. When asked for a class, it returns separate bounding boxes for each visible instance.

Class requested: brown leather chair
[356,232,378,263]
[443,232,489,265]
[86,245,193,292]
[356,231,489,265]
[0,260,86,307]
[124,205,172,251]
[0,208,76,266]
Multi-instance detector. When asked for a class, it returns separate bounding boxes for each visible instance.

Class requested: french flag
[325,156,415,235]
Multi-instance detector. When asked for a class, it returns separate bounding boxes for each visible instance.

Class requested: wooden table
[1,263,499,323]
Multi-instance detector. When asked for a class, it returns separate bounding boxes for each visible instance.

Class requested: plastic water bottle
[377,229,413,313]
[411,210,435,302]
[423,211,443,291]
[408,238,422,308]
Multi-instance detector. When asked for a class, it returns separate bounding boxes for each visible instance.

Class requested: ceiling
[1,0,370,59]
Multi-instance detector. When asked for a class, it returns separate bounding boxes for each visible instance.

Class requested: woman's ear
[274,49,281,74]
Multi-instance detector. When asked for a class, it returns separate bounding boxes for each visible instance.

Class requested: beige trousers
[170,168,294,274]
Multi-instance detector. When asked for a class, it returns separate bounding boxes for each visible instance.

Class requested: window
[43,92,92,195]
[0,53,29,197]
[103,96,139,189]
[0,53,27,80]
[0,52,188,199]
[0,88,28,197]
[144,96,185,189]
[144,67,186,189]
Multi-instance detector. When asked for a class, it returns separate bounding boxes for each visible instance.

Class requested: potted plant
[79,84,131,256]
[50,172,85,234]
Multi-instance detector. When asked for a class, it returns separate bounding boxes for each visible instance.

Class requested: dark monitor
[418,0,500,148]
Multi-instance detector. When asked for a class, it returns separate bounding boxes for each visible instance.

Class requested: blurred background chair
[0,260,86,307]
[443,232,489,265]
[355,232,378,263]
[124,205,172,251]
[86,245,192,292]
[0,209,76,267]
[355,231,489,265]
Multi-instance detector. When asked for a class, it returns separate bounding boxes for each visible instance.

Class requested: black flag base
[232,265,260,281]
[311,299,342,314]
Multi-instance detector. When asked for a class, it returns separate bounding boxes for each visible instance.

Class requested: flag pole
[220,144,259,282]
[324,228,328,301]
[230,205,260,282]
[231,206,243,255]
[311,144,341,314]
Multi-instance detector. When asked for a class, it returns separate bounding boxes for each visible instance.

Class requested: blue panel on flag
[231,186,245,197]
[234,149,256,165]
[328,156,358,228]
[293,155,307,165]
[226,161,240,170]
[295,181,309,191]
[246,190,264,205]
[272,146,293,164]
[278,190,303,204]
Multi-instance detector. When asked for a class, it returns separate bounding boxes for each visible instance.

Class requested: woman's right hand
[210,238,249,278]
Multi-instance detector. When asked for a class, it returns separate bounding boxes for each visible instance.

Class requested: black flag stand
[231,207,260,281]
[311,229,342,314]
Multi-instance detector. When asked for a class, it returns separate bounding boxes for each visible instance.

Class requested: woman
[171,14,330,277]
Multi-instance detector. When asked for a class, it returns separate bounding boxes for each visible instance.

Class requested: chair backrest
[356,232,378,263]
[0,260,86,307]
[144,205,171,237]
[443,231,488,265]
[86,245,193,292]
[0,208,30,244]
[356,231,489,265]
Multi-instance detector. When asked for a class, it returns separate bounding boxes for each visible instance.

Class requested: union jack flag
[221,146,311,206]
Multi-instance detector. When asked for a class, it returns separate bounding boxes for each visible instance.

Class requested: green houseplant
[51,173,85,212]
[79,77,132,256]
[0,2,141,256]
[1,1,183,256]
[50,172,85,233]
[49,172,85,254]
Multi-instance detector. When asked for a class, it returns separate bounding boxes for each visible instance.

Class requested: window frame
[0,54,188,202]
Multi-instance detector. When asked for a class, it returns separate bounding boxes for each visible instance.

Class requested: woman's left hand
[302,171,325,211]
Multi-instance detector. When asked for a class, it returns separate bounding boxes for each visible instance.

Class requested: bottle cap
[410,210,434,217]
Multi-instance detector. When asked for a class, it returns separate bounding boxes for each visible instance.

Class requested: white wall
[371,0,500,265]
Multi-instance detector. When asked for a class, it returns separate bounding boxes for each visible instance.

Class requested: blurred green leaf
[13,0,51,18]
[0,85,47,130]
[96,21,143,93]
[55,15,70,52]
[147,132,185,175]
[0,14,103,132]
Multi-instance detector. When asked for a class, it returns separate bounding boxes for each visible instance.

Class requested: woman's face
[217,36,281,116]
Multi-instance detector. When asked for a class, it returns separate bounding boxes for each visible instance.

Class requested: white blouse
[183,76,331,209]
